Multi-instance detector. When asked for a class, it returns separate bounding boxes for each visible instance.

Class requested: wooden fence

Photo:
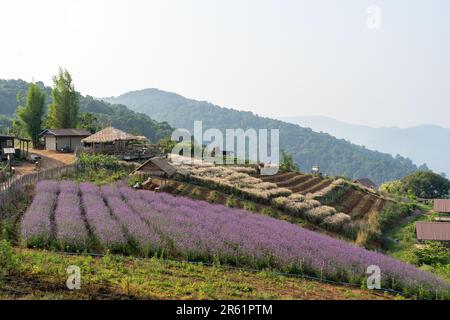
[0,164,79,216]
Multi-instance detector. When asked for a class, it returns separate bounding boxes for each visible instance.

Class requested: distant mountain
[280,116,449,178]
[104,89,424,184]
[0,79,173,143]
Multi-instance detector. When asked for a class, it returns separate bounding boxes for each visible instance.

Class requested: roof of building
[40,129,91,137]
[434,199,450,213]
[0,135,14,139]
[354,178,377,189]
[81,127,147,144]
[134,157,177,177]
[416,222,450,241]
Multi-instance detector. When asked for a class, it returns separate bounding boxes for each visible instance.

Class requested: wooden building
[434,199,450,222]
[416,222,450,245]
[1,135,31,160]
[81,127,158,160]
[40,129,91,152]
[354,178,377,190]
[0,135,14,160]
[133,157,177,178]
[132,157,177,190]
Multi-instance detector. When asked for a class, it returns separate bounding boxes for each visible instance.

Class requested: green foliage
[401,171,450,199]
[226,195,237,208]
[243,201,257,212]
[260,207,279,218]
[159,137,177,154]
[47,68,79,128]
[0,115,12,134]
[79,112,100,133]
[78,153,119,170]
[379,180,405,195]
[0,240,17,278]
[280,150,299,172]
[379,202,415,230]
[78,96,173,143]
[413,242,450,267]
[381,171,450,199]
[207,191,220,204]
[16,83,46,147]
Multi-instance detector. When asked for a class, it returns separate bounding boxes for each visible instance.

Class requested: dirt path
[14,150,75,177]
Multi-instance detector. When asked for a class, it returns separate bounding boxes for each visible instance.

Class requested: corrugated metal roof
[434,199,450,213]
[416,222,450,241]
[41,129,91,137]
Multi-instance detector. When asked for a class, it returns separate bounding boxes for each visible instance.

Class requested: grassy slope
[384,208,450,282]
[0,249,394,300]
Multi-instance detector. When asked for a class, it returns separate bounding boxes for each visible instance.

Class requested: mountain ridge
[280,115,449,178]
[104,89,425,184]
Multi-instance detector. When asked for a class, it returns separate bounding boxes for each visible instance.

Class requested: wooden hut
[81,127,154,159]
[416,222,450,245]
[132,157,177,189]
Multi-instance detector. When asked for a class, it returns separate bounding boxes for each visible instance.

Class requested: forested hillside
[0,80,172,143]
[105,89,422,184]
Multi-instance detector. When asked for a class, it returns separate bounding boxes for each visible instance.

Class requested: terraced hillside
[259,172,389,227]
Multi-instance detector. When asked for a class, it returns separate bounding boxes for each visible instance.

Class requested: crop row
[20,180,450,298]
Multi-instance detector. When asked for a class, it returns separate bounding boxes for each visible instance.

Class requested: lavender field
[20,180,450,298]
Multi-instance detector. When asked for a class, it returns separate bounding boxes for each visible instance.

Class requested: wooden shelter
[81,127,155,160]
[354,178,377,190]
[40,129,91,152]
[1,135,31,160]
[132,157,177,189]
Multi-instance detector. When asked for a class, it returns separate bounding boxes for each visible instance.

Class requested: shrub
[413,242,450,266]
[243,201,257,212]
[207,191,220,204]
[79,153,119,170]
[0,240,17,278]
[226,196,237,208]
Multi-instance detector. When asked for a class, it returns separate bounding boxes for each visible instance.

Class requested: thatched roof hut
[82,127,146,144]
[81,127,151,159]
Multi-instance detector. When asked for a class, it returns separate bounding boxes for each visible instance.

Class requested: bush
[0,240,17,278]
[226,196,237,208]
[79,153,119,170]
[207,191,220,204]
[379,202,415,230]
[243,201,257,212]
[413,242,450,266]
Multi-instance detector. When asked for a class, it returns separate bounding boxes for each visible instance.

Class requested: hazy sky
[1,0,449,128]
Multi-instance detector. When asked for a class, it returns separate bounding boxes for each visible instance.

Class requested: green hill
[105,89,423,184]
[0,80,173,143]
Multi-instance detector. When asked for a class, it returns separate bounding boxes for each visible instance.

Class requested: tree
[280,151,299,172]
[401,171,450,199]
[16,83,46,147]
[79,112,100,133]
[47,68,79,128]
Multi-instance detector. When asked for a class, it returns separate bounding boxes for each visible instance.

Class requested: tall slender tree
[47,67,79,128]
[16,83,46,147]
